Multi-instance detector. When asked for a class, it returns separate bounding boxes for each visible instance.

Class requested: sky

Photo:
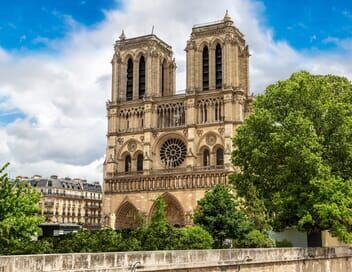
[0,0,351,181]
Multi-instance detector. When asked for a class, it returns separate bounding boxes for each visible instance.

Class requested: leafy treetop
[0,163,43,248]
[231,71,352,243]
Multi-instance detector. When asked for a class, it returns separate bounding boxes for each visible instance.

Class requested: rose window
[160,138,187,168]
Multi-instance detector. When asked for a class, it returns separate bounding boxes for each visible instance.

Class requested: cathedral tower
[103,12,253,229]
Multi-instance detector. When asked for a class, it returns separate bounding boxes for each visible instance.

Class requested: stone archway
[150,192,185,227]
[115,201,140,229]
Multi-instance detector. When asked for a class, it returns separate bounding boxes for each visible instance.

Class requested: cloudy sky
[0,0,351,181]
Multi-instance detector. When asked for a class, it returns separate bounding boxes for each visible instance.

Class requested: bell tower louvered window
[138,56,145,99]
[215,44,222,89]
[126,58,133,101]
[161,60,166,96]
[202,46,209,90]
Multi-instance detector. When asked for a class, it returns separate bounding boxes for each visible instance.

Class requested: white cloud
[0,0,352,182]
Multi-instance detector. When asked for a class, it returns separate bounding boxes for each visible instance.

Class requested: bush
[236,230,274,248]
[176,226,213,249]
[275,239,293,247]
[54,229,140,253]
[0,238,55,255]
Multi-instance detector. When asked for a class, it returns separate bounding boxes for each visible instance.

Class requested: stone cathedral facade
[103,12,253,229]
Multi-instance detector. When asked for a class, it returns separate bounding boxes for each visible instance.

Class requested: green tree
[0,163,43,254]
[138,198,180,250]
[231,71,352,243]
[193,184,254,248]
[238,230,274,248]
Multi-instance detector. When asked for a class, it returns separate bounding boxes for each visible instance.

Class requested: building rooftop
[116,32,172,50]
[26,175,102,193]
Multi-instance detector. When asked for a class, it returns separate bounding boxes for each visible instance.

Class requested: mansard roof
[27,176,102,192]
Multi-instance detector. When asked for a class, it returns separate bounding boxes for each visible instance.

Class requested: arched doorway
[115,201,140,229]
[150,192,185,227]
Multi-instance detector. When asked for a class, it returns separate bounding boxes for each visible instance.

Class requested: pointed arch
[202,46,209,90]
[115,201,140,229]
[126,58,133,100]
[149,192,185,227]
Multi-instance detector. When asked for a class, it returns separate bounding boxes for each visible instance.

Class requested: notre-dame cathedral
[103,12,253,229]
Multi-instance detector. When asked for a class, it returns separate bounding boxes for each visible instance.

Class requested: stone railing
[111,165,225,177]
[105,166,228,193]
[0,247,351,272]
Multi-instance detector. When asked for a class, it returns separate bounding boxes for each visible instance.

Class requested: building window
[126,58,133,100]
[215,44,222,89]
[203,149,210,167]
[216,148,224,166]
[138,56,145,99]
[137,154,143,172]
[160,138,187,168]
[125,155,131,173]
[202,46,209,90]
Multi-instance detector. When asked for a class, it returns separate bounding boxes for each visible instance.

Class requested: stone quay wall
[0,247,351,272]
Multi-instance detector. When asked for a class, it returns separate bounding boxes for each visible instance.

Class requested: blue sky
[261,0,352,51]
[0,0,351,51]
[0,0,119,51]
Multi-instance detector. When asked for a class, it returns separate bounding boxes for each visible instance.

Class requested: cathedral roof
[191,11,244,38]
[116,33,172,50]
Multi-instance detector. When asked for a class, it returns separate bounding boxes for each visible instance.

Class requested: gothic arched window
[202,46,209,90]
[216,148,224,166]
[203,149,210,167]
[215,44,222,89]
[138,56,145,99]
[161,59,167,96]
[126,58,133,101]
[125,154,131,173]
[137,153,143,172]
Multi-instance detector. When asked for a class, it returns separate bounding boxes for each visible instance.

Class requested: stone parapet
[1,247,351,272]
[105,168,228,193]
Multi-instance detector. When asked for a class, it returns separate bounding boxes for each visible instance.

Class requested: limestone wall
[0,247,351,272]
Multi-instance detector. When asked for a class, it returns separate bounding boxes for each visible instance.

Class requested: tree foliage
[136,197,213,250]
[0,163,43,252]
[193,184,271,248]
[176,226,213,249]
[231,71,352,243]
[54,229,140,253]
[136,197,180,250]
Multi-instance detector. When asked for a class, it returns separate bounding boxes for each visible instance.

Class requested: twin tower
[103,12,253,229]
